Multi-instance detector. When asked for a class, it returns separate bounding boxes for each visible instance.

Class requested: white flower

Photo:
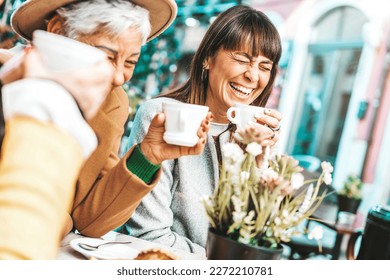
[261,168,279,182]
[323,172,332,185]
[291,173,304,190]
[321,161,334,173]
[246,142,262,156]
[233,211,246,223]
[222,143,244,162]
[308,226,324,240]
[243,210,255,224]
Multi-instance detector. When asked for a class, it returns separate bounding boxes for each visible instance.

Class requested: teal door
[291,43,363,169]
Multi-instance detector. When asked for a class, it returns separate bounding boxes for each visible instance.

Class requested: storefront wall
[277,0,390,208]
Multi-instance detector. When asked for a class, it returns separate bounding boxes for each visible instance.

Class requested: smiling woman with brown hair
[121,5,282,256]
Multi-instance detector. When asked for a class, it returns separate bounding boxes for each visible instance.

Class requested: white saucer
[70,238,139,260]
[163,133,199,147]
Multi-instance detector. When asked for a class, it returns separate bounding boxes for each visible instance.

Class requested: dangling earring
[201,66,208,81]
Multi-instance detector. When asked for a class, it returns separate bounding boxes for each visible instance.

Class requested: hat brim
[11,0,177,42]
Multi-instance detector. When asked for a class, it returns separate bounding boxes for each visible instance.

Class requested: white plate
[70,238,139,260]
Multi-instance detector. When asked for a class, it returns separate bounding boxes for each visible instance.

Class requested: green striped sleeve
[126,144,160,184]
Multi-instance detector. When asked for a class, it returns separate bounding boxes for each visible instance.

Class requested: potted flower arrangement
[337,174,363,214]
[201,142,333,260]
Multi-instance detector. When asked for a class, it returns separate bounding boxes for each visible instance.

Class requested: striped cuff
[126,144,160,184]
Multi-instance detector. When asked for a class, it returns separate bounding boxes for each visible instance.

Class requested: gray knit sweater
[120,97,230,256]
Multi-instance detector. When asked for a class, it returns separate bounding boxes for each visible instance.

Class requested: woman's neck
[205,98,229,124]
[211,112,229,124]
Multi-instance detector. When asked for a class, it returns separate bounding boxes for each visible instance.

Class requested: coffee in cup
[162,101,209,147]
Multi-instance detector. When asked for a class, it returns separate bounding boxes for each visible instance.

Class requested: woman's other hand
[236,108,282,147]
[140,112,213,164]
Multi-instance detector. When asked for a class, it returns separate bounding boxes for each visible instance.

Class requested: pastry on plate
[134,248,177,260]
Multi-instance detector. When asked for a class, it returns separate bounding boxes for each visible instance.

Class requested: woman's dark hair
[161,5,282,107]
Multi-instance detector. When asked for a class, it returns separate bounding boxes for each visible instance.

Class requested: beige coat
[68,87,161,237]
[0,117,84,259]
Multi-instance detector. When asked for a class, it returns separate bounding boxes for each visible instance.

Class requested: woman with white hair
[8,0,212,238]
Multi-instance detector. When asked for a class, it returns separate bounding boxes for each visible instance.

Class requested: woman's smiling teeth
[230,82,253,97]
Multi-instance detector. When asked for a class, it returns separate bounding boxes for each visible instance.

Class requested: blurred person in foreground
[121,5,282,255]
[7,0,212,238]
[0,46,112,259]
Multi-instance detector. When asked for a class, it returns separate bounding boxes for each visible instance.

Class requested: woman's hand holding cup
[22,48,113,120]
[227,103,282,146]
[140,111,213,165]
[0,30,114,120]
[236,108,282,146]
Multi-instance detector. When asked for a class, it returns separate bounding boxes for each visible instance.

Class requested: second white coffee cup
[226,103,265,130]
[162,101,209,147]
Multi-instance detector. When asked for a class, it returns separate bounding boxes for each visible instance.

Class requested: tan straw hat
[11,0,178,42]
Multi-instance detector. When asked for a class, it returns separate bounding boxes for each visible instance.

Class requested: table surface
[57,231,205,260]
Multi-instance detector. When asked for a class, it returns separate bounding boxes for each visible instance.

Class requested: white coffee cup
[32,30,106,72]
[226,103,265,130]
[162,101,209,147]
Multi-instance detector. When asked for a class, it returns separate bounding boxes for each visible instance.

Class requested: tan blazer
[69,87,161,237]
[0,117,83,259]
